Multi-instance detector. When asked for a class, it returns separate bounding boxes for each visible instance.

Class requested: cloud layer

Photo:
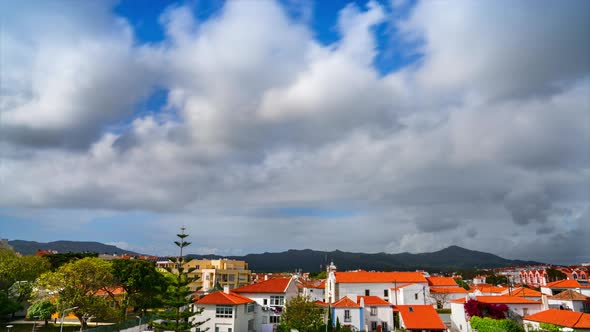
[1,0,589,264]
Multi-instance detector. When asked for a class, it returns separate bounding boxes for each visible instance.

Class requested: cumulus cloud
[0,0,588,264]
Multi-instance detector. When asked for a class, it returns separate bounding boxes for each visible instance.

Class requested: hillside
[188,246,542,272]
[8,240,139,256]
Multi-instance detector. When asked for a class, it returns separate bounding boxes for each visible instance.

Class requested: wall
[362,306,393,332]
[333,307,362,330]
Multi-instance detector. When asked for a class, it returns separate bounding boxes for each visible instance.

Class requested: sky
[0,0,589,265]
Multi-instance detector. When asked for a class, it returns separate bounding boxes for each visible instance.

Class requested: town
[1,234,589,332]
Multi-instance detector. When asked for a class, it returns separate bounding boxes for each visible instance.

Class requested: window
[382,322,387,331]
[270,295,284,305]
[216,305,233,318]
[414,293,418,300]
[247,319,254,331]
[247,303,255,313]
[384,289,389,298]
[270,316,280,324]
[371,321,377,331]
[365,289,370,296]
[370,307,377,316]
[263,299,268,305]
[195,265,200,270]
[344,310,351,322]
[229,274,235,282]
[523,308,528,316]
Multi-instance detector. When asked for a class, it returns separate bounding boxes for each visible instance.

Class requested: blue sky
[0,0,589,264]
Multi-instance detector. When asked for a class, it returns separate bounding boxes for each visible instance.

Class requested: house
[548,289,590,313]
[357,296,394,332]
[502,287,543,301]
[395,305,447,332]
[469,283,507,296]
[331,297,362,330]
[472,275,487,285]
[192,290,256,332]
[542,280,590,297]
[427,277,460,289]
[451,296,543,332]
[326,268,428,305]
[520,270,549,287]
[298,279,325,302]
[183,259,251,293]
[523,309,590,331]
[232,277,298,330]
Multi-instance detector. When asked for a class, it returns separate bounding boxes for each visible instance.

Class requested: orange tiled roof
[233,277,291,294]
[335,271,426,283]
[427,277,458,287]
[357,296,391,306]
[524,309,590,329]
[506,287,543,297]
[476,296,541,304]
[546,279,590,288]
[550,289,590,301]
[314,300,328,307]
[470,284,507,293]
[430,287,468,294]
[195,291,254,305]
[333,297,361,308]
[395,305,446,330]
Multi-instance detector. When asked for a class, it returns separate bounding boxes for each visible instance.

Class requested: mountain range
[6,240,542,272]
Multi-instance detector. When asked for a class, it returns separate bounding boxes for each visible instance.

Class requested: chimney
[223,285,230,294]
[264,275,269,281]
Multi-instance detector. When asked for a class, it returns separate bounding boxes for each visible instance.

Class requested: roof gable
[550,289,590,301]
[524,309,590,328]
[233,277,291,294]
[333,297,361,308]
[427,277,458,287]
[357,295,391,306]
[335,271,427,283]
[195,291,254,305]
[396,305,446,330]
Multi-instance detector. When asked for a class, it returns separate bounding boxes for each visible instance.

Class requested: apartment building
[183,258,252,293]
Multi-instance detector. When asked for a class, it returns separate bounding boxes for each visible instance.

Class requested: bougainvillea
[464,299,509,319]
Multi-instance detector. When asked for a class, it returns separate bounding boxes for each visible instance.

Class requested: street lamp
[60,306,79,332]
[6,325,13,332]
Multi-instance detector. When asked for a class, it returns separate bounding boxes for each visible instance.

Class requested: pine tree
[154,227,208,331]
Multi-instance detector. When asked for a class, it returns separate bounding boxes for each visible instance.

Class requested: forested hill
[187,246,542,272]
[8,240,139,256]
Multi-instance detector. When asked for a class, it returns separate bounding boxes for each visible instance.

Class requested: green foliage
[546,269,567,282]
[486,274,509,286]
[34,257,117,328]
[309,271,327,279]
[153,228,207,332]
[0,248,50,317]
[111,259,169,319]
[470,316,524,332]
[279,295,324,332]
[539,322,563,332]
[454,278,470,290]
[44,252,99,271]
[27,300,56,325]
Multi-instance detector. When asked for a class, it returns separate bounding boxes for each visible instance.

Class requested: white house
[523,309,590,331]
[357,296,394,332]
[541,280,590,297]
[298,279,326,302]
[450,295,544,332]
[232,277,298,330]
[192,290,256,332]
[326,269,428,305]
[547,289,590,312]
[331,296,362,331]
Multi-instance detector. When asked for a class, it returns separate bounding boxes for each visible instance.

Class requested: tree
[279,295,324,332]
[111,259,169,320]
[154,228,207,332]
[546,269,567,282]
[27,300,57,326]
[454,278,470,290]
[429,291,451,309]
[34,257,117,330]
[0,248,50,317]
[486,274,509,286]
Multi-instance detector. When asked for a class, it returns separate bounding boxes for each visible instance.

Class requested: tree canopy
[278,295,324,332]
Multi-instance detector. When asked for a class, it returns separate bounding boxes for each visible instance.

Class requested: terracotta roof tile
[427,277,458,287]
[550,289,590,301]
[524,309,590,328]
[430,287,468,294]
[195,291,254,305]
[335,271,427,283]
[505,287,543,297]
[545,279,590,288]
[475,296,541,304]
[395,305,446,330]
[357,296,391,306]
[332,297,361,308]
[233,277,291,294]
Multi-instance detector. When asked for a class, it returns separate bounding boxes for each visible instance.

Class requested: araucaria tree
[154,228,207,331]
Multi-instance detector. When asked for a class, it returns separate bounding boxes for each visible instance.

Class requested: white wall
[338,282,395,302]
[333,307,361,330]
[397,283,429,305]
[450,302,471,332]
[362,306,393,332]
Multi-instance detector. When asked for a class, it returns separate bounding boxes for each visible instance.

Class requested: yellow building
[183,259,251,293]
